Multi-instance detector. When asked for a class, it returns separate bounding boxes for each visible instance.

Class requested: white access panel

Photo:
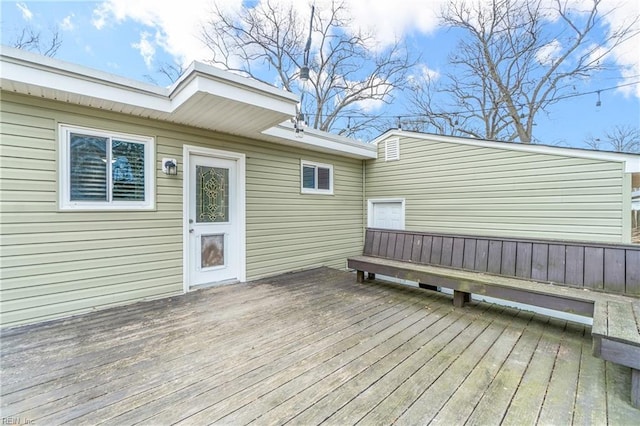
[368,199,405,230]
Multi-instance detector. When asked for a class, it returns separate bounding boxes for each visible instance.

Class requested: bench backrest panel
[364,228,640,296]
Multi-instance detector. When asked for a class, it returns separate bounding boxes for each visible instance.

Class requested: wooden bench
[592,300,640,408]
[347,228,640,407]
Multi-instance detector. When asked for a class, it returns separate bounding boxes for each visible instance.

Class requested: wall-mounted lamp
[162,158,178,175]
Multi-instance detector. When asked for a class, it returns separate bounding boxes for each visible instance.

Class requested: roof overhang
[0,46,298,139]
[261,122,377,159]
[375,130,640,173]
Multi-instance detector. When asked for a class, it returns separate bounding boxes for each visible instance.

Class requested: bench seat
[349,255,608,316]
[592,300,640,407]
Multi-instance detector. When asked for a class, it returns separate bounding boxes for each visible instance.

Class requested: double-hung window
[59,125,155,210]
[301,160,333,195]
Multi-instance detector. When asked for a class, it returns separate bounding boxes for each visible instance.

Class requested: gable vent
[385,138,400,161]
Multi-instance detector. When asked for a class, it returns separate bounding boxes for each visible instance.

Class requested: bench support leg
[356,270,365,283]
[453,290,471,308]
[633,368,640,409]
[367,273,376,280]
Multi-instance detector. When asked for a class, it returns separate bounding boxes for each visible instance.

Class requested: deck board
[573,327,608,425]
[427,310,535,425]
[464,314,549,425]
[536,321,584,425]
[1,267,638,425]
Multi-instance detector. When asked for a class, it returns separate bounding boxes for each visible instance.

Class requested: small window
[385,137,400,161]
[59,125,155,210]
[301,160,333,194]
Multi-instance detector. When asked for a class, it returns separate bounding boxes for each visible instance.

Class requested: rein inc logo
[2,418,35,425]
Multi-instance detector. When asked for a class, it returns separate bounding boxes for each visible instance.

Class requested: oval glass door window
[201,233,225,268]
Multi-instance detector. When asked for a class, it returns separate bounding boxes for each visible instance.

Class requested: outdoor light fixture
[292,112,306,138]
[596,90,602,107]
[162,158,178,175]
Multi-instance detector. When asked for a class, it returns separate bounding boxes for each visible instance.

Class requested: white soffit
[375,130,640,173]
[0,46,298,139]
[261,122,377,159]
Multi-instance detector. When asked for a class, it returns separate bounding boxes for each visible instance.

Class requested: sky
[1,0,639,148]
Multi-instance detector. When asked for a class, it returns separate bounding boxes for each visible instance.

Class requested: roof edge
[1,45,169,97]
[374,130,640,173]
[262,122,377,159]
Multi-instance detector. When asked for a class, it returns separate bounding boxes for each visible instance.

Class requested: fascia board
[189,62,298,103]
[172,72,296,115]
[378,130,640,172]
[262,122,377,159]
[1,46,298,119]
[1,48,172,112]
[168,62,298,116]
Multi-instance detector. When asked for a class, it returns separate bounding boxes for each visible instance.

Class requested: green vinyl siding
[367,135,627,243]
[0,92,363,327]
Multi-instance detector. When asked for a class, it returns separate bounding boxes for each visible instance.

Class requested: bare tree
[409,0,639,143]
[144,62,186,86]
[201,0,414,137]
[10,25,62,57]
[585,125,640,153]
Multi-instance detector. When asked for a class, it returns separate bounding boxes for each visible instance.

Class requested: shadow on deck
[1,267,638,425]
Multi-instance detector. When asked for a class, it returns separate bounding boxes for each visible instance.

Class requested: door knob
[189,229,194,233]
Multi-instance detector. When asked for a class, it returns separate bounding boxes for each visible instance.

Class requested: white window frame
[59,124,155,210]
[300,160,334,195]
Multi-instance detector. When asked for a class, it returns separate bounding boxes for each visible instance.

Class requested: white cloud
[92,0,237,69]
[132,32,156,68]
[16,2,33,21]
[343,0,444,48]
[598,0,640,98]
[344,77,394,113]
[91,0,445,70]
[89,0,640,99]
[61,14,75,31]
[536,39,562,66]
[419,64,440,82]
[540,0,640,98]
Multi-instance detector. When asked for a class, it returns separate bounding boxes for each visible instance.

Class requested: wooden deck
[1,267,638,425]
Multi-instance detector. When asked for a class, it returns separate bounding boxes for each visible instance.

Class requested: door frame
[367,198,406,230]
[182,145,246,292]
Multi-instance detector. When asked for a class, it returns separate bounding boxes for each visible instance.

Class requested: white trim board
[374,130,640,173]
[261,121,377,160]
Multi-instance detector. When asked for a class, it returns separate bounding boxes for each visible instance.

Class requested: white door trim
[367,198,406,230]
[182,145,246,292]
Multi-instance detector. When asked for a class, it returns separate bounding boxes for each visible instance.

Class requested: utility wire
[302,80,640,121]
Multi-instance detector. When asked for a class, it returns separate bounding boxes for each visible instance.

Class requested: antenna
[295,4,315,137]
[299,5,314,81]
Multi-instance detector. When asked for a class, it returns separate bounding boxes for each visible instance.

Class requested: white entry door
[369,199,405,230]
[188,155,239,286]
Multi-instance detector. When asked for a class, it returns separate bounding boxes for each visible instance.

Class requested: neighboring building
[367,131,639,244]
[0,47,375,327]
